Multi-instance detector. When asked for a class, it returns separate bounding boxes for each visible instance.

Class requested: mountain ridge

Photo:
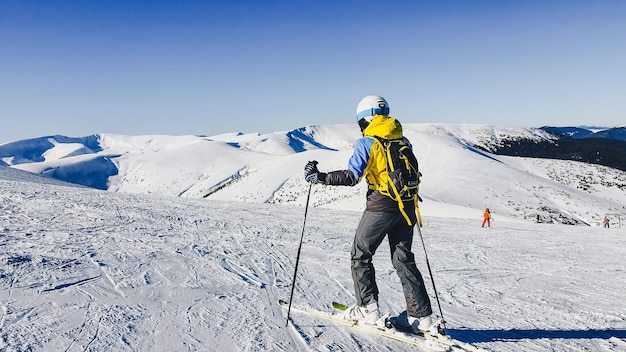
[541,126,626,141]
[1,124,625,225]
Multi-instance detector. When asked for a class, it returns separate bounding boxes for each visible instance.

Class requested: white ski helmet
[356,95,389,131]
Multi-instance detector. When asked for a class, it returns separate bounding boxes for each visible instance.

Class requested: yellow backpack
[370,136,422,226]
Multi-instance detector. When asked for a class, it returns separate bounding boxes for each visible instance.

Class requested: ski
[332,301,483,352]
[334,301,445,335]
[279,299,485,352]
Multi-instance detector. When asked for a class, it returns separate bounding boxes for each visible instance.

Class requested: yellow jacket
[361,115,404,194]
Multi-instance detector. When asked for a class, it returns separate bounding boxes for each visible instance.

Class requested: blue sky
[1,0,625,143]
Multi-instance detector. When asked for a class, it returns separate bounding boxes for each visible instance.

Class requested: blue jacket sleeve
[347,137,374,181]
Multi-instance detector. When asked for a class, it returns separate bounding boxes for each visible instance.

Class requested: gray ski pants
[351,211,433,318]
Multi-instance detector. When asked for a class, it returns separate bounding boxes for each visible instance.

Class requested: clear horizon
[1,0,625,144]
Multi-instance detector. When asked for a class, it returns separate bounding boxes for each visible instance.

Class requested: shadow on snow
[448,328,626,343]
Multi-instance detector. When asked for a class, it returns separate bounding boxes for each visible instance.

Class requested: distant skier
[604,217,610,228]
[303,95,438,335]
[482,208,491,228]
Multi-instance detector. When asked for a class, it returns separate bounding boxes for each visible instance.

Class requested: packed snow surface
[1,167,625,351]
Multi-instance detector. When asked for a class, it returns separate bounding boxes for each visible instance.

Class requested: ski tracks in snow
[2,173,625,351]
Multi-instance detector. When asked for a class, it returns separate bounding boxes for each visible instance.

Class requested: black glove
[304,160,325,184]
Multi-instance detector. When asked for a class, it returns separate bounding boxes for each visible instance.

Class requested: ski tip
[331,302,349,311]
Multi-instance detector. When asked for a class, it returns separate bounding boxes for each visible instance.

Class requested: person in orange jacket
[482,208,491,228]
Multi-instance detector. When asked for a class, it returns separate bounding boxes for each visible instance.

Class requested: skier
[303,95,438,334]
[482,208,491,228]
[604,217,610,228]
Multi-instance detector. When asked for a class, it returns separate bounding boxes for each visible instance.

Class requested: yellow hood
[363,115,403,139]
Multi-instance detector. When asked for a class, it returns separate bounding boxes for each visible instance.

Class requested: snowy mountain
[541,126,626,142]
[591,126,626,142]
[529,126,626,171]
[1,148,625,352]
[1,124,625,226]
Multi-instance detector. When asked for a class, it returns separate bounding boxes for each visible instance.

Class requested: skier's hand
[304,161,325,184]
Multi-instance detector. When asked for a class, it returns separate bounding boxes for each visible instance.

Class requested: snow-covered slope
[1,124,625,225]
[1,163,625,351]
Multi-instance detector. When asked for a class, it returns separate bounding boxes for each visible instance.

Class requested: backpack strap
[415,195,422,228]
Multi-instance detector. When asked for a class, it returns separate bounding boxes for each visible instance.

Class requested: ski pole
[285,183,313,327]
[415,223,447,331]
